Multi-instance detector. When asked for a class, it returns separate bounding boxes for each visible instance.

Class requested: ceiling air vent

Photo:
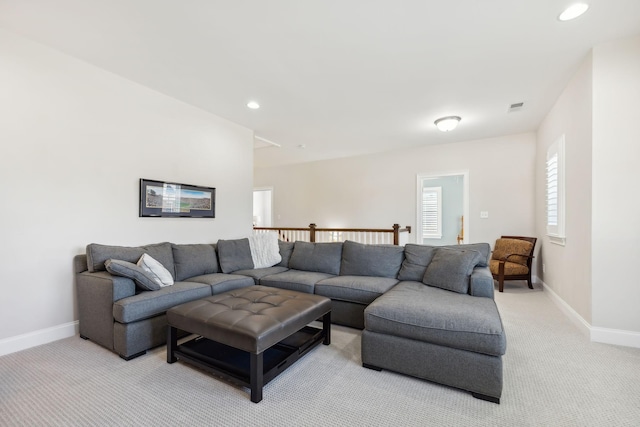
[508,102,524,112]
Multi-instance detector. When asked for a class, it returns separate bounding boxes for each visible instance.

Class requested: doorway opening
[253,188,273,227]
[416,171,469,245]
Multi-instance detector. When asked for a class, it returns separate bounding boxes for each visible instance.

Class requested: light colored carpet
[2,284,639,426]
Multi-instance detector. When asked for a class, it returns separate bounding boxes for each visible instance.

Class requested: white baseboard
[0,321,79,357]
[540,280,640,349]
[591,327,640,348]
[540,279,591,338]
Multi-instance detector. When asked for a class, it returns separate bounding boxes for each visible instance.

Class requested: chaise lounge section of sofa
[74,237,506,402]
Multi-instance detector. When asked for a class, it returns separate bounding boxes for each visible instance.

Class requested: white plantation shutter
[546,153,558,226]
[546,135,565,245]
[421,186,442,239]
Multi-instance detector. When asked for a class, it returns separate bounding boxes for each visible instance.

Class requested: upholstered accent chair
[489,236,537,292]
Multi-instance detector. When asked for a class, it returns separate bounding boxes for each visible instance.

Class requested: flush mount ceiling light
[247,101,260,109]
[558,3,589,21]
[434,116,461,132]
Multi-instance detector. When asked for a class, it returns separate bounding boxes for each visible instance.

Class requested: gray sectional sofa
[74,238,506,403]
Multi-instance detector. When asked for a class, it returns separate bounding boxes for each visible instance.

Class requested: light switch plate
[480,211,489,218]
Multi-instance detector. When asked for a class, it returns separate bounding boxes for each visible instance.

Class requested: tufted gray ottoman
[166,285,331,402]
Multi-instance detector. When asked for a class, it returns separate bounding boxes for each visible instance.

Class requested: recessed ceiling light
[247,101,260,109]
[558,3,589,21]
[434,116,461,132]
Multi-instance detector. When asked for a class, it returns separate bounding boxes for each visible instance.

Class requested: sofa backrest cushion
[172,244,219,281]
[288,241,343,275]
[277,241,295,268]
[217,238,254,273]
[422,247,483,294]
[398,242,491,281]
[449,243,490,267]
[397,244,437,281]
[86,242,175,279]
[339,240,405,278]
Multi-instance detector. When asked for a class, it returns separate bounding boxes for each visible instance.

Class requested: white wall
[592,35,640,338]
[536,53,593,324]
[255,133,536,248]
[535,34,640,347]
[0,29,254,352]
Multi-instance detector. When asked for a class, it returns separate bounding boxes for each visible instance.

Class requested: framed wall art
[139,178,215,218]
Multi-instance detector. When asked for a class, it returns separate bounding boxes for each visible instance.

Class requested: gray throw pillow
[422,248,482,294]
[105,259,161,291]
[288,241,343,275]
[339,240,405,278]
[216,238,254,273]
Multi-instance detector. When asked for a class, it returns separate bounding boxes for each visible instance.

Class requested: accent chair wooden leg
[498,262,505,292]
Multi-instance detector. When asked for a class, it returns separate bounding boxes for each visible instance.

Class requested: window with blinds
[546,135,565,245]
[421,186,442,239]
[546,153,558,226]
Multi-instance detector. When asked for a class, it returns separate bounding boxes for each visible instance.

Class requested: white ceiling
[1,1,639,168]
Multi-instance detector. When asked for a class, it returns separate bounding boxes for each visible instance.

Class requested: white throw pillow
[137,253,174,287]
[248,233,282,269]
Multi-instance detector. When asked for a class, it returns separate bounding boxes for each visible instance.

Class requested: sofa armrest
[79,271,136,300]
[76,271,136,351]
[469,266,495,299]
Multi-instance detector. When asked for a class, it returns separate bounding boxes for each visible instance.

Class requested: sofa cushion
[248,233,282,268]
[397,244,437,281]
[260,269,334,294]
[422,248,482,294]
[364,281,506,356]
[113,281,212,324]
[171,244,219,281]
[339,240,405,278]
[184,273,255,294]
[398,243,491,282]
[458,243,491,267]
[137,254,174,287]
[217,238,254,273]
[86,242,174,278]
[315,275,399,305]
[288,241,343,275]
[105,259,161,291]
[277,241,295,268]
[233,266,289,285]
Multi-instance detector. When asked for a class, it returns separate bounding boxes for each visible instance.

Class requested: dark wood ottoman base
[166,286,331,403]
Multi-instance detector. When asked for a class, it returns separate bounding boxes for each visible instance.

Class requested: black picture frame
[139,179,215,218]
